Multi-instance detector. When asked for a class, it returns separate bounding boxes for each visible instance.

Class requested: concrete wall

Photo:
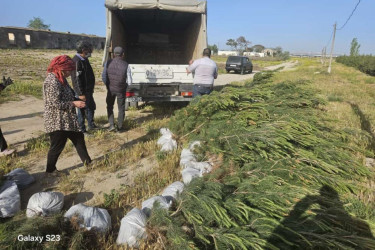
[0,27,105,50]
[218,50,238,56]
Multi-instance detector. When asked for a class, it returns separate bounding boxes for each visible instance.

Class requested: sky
[0,0,373,55]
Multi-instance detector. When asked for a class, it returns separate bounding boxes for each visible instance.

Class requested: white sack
[189,161,212,174]
[5,168,35,189]
[160,128,173,136]
[141,196,171,217]
[157,134,172,146]
[116,208,147,247]
[180,149,197,168]
[0,181,20,218]
[64,203,111,233]
[26,192,64,218]
[160,138,177,152]
[157,128,177,152]
[162,181,184,202]
[181,167,202,184]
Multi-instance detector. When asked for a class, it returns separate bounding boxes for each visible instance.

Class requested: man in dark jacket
[71,41,97,133]
[102,46,132,132]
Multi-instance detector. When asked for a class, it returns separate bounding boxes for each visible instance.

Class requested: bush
[336,55,375,76]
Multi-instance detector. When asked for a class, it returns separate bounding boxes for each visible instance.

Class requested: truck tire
[226,69,230,73]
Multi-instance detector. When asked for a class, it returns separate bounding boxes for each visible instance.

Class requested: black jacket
[71,55,95,96]
[105,57,129,94]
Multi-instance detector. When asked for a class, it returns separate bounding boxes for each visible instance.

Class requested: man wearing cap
[102,47,132,132]
[186,48,218,97]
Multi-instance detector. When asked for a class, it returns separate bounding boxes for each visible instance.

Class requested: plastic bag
[0,181,20,218]
[116,208,147,247]
[160,128,172,136]
[64,203,111,233]
[26,192,64,218]
[160,139,177,152]
[181,167,202,184]
[190,161,212,174]
[180,148,212,173]
[5,168,35,189]
[162,181,184,202]
[180,149,197,168]
[157,128,177,152]
[141,196,171,217]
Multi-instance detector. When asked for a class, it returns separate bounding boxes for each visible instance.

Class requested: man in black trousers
[71,41,97,134]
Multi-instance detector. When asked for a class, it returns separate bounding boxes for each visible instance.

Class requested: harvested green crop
[153,71,375,249]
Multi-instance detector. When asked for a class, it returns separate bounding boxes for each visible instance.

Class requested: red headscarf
[47,55,75,84]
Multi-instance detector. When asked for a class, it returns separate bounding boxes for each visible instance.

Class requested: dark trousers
[0,128,7,152]
[193,84,213,97]
[46,130,91,173]
[77,93,96,132]
[106,90,126,129]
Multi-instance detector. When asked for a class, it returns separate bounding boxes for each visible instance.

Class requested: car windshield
[227,56,242,63]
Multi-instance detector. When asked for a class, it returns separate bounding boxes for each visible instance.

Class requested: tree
[236,36,251,53]
[252,44,265,53]
[350,38,360,57]
[226,39,238,51]
[208,44,218,55]
[27,17,50,30]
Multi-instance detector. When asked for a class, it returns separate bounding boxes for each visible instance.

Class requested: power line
[337,0,361,30]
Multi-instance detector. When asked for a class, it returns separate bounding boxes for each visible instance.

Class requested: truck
[103,0,208,108]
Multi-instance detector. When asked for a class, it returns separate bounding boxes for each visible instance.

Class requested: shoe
[116,127,125,133]
[108,126,116,132]
[46,169,68,177]
[0,149,15,157]
[88,123,99,130]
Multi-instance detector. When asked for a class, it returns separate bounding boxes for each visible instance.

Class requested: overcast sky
[0,0,373,55]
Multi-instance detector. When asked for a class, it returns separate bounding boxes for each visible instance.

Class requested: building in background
[0,26,105,50]
[218,50,238,56]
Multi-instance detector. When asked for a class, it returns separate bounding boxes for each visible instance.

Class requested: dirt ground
[0,61,297,207]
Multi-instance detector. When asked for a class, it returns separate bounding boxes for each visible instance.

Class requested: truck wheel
[249,67,253,74]
[226,69,230,73]
[240,67,244,75]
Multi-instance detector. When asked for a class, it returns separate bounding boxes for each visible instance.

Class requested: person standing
[186,48,218,97]
[71,41,97,133]
[0,77,15,157]
[43,55,91,175]
[102,47,132,132]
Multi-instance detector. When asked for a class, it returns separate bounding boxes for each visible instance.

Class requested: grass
[0,49,104,101]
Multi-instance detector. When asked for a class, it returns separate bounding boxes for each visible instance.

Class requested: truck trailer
[103,0,208,107]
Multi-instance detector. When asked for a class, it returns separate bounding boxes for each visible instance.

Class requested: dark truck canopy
[103,0,207,65]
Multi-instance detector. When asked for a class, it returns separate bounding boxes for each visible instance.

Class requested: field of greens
[1,54,375,249]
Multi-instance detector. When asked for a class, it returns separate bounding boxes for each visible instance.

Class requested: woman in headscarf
[43,55,91,175]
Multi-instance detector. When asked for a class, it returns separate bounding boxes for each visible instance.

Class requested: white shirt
[188,57,218,85]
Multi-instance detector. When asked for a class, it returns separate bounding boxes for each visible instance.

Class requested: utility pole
[328,22,337,74]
